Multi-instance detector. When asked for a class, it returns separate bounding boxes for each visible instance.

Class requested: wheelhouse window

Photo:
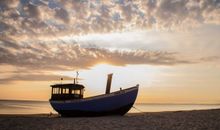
[62,88,69,94]
[52,88,60,94]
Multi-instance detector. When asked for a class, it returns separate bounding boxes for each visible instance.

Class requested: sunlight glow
[55,63,159,100]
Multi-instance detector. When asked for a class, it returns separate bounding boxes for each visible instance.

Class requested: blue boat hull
[50,86,138,117]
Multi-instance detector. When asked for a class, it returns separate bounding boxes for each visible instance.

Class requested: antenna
[74,71,79,84]
[76,71,79,79]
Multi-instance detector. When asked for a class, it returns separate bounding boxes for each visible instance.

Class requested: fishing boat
[49,73,139,117]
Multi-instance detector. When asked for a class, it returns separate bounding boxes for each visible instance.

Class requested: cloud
[0,73,73,84]
[0,63,73,84]
[0,0,218,84]
[0,38,194,83]
[200,56,220,62]
[55,8,70,23]
[0,39,192,71]
[0,0,219,41]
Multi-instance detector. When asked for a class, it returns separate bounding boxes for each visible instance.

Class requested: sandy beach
[0,109,220,130]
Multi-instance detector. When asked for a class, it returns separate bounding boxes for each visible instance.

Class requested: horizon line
[0,99,219,105]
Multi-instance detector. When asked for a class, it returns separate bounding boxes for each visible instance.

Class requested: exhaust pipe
[105,73,113,94]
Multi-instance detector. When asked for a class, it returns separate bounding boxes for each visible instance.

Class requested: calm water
[0,100,220,114]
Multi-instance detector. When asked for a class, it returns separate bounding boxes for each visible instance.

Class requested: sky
[0,0,220,104]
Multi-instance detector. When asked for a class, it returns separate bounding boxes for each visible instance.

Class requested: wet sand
[0,109,220,130]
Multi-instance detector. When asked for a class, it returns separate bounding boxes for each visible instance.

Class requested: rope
[132,106,144,113]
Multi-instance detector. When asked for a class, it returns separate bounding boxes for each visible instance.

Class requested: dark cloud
[155,0,189,28]
[17,0,41,18]
[0,22,11,33]
[55,8,70,23]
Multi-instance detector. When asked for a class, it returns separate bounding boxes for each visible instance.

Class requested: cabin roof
[51,83,85,89]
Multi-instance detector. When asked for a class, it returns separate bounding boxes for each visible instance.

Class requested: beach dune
[0,109,220,130]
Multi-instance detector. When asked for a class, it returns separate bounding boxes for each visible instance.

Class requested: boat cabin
[50,83,85,100]
[50,73,113,101]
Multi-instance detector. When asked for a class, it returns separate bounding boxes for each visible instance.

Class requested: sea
[0,99,220,114]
